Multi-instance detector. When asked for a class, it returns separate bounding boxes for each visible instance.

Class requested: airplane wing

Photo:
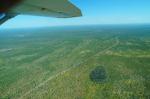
[0,0,82,24]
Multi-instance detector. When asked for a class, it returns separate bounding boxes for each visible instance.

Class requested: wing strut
[0,13,16,25]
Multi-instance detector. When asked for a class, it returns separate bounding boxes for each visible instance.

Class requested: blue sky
[1,0,150,28]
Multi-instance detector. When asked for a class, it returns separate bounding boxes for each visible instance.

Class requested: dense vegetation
[90,66,107,83]
[0,25,150,99]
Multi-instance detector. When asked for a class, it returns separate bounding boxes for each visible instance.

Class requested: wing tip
[64,1,82,18]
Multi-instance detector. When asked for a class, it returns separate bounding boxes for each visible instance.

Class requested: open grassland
[0,25,150,99]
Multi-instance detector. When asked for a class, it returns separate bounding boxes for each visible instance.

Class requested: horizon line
[0,23,150,30]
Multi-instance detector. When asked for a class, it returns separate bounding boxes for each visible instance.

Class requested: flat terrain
[0,25,150,99]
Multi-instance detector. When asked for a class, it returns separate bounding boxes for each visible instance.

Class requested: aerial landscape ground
[0,25,150,99]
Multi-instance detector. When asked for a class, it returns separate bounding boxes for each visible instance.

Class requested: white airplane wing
[9,0,82,18]
[0,0,82,24]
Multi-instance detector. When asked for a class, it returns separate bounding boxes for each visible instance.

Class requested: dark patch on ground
[90,66,107,83]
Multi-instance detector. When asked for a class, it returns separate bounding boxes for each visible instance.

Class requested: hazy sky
[1,0,150,28]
